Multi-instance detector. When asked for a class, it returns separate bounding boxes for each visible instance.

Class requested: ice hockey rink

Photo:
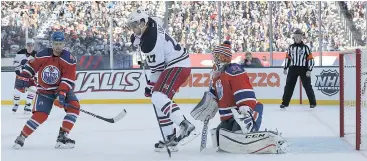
[1,104,367,161]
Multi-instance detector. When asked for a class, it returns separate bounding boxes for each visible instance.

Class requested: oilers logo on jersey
[41,65,60,84]
[216,80,224,100]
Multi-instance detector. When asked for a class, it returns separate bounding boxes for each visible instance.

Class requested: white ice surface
[2,104,367,161]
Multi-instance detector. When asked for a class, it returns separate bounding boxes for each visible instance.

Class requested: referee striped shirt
[284,42,315,71]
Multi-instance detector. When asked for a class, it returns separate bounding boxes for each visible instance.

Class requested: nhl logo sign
[315,69,340,96]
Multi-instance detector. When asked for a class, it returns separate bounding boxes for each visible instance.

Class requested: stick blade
[111,109,127,123]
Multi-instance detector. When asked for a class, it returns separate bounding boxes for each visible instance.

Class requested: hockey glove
[58,91,67,108]
[238,106,255,133]
[144,81,155,97]
[238,106,253,116]
[15,74,30,90]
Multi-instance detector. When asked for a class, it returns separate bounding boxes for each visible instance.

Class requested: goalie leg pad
[210,128,218,148]
[190,91,218,121]
[218,129,285,154]
[252,103,264,132]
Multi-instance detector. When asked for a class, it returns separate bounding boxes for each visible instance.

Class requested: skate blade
[23,111,31,115]
[154,146,178,152]
[179,130,200,146]
[12,143,21,150]
[55,142,75,149]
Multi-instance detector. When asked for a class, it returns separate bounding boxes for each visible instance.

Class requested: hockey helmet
[26,38,35,45]
[127,7,149,29]
[51,31,65,42]
[51,31,65,54]
[212,41,232,71]
[26,38,35,47]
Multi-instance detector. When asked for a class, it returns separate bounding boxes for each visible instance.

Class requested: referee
[280,29,316,109]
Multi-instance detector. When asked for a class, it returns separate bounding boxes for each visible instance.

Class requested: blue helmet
[51,31,65,41]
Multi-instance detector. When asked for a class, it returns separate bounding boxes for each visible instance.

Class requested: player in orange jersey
[13,31,79,149]
[190,41,287,154]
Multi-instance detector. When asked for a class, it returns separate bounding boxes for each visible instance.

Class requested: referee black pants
[281,66,316,106]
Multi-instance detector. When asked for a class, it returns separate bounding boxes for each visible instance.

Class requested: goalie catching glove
[190,91,218,121]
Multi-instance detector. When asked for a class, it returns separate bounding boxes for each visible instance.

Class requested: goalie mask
[212,41,232,78]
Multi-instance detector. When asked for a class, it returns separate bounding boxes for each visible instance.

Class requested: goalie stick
[137,47,172,158]
[200,116,210,151]
[26,88,127,123]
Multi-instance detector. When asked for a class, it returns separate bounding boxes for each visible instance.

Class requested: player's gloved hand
[238,106,255,133]
[144,81,155,97]
[306,71,311,77]
[15,74,30,90]
[238,106,253,116]
[283,69,287,75]
[58,91,67,107]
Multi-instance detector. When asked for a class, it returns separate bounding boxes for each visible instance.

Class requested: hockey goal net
[339,48,367,150]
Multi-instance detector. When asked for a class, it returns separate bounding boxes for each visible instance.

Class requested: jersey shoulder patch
[60,50,76,64]
[36,48,52,58]
[224,63,246,76]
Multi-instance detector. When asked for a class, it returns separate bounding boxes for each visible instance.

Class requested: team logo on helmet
[41,65,60,85]
[215,80,223,100]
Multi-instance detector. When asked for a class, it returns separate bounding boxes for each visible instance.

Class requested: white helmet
[26,38,35,46]
[127,7,149,27]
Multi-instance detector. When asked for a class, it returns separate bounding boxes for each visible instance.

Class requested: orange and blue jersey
[22,48,76,94]
[211,63,262,121]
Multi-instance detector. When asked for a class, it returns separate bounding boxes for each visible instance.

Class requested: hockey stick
[200,116,210,151]
[26,88,127,123]
[137,47,172,157]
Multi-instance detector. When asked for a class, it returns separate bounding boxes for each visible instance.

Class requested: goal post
[339,48,367,150]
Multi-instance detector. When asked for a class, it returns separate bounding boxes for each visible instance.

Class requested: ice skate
[154,130,179,152]
[12,104,19,113]
[55,128,75,149]
[24,103,32,115]
[280,104,287,110]
[12,133,26,150]
[176,119,199,145]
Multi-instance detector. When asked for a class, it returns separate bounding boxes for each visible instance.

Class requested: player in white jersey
[128,8,197,152]
[12,39,37,114]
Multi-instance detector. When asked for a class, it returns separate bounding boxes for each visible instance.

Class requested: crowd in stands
[342,1,366,45]
[1,1,55,57]
[1,1,366,68]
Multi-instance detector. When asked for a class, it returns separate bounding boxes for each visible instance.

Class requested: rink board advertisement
[1,67,339,105]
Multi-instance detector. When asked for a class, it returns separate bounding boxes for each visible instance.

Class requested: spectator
[2,1,364,69]
[262,56,270,67]
[240,51,263,68]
